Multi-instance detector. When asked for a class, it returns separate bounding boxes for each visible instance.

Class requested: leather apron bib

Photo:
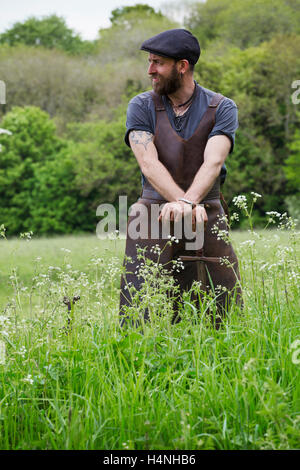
[119,91,242,326]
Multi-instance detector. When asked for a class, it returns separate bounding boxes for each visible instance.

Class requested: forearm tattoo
[130,130,154,150]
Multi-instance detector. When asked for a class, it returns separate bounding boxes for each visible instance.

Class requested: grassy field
[0,224,299,450]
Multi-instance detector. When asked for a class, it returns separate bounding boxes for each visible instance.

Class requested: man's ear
[177,59,190,75]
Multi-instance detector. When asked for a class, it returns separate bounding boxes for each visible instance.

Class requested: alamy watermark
[291,339,300,365]
[0,80,6,105]
[96,196,204,250]
[291,80,300,105]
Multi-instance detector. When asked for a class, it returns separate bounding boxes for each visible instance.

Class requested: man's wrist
[177,197,197,209]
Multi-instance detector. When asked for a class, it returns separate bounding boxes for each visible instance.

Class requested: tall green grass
[0,202,299,450]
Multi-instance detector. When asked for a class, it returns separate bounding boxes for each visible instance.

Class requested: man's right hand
[158,200,208,231]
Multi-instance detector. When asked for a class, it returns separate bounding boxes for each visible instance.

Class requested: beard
[151,65,182,96]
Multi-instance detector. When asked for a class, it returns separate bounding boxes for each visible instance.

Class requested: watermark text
[0,80,6,105]
[96,196,204,250]
[291,80,300,105]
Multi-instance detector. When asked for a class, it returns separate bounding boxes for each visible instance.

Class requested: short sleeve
[208,98,238,153]
[124,95,155,147]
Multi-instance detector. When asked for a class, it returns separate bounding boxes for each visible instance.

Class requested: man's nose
[148,62,156,75]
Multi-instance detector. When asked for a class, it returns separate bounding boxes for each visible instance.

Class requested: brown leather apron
[119,91,242,326]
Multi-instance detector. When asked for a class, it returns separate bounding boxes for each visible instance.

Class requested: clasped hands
[158,199,208,231]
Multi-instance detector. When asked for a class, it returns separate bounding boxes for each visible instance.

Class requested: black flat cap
[140,29,200,65]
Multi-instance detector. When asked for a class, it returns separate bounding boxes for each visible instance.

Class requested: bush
[0,106,94,235]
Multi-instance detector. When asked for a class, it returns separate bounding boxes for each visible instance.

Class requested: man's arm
[129,130,185,202]
[130,129,208,224]
[160,135,230,223]
[183,135,231,204]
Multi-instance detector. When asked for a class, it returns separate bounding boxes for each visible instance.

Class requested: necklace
[168,82,197,109]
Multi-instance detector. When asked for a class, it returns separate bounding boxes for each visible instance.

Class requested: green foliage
[220,0,300,49]
[0,1,299,233]
[0,45,106,126]
[110,4,162,25]
[0,8,174,126]
[64,116,141,209]
[96,7,178,64]
[285,128,300,189]
[0,106,62,163]
[0,218,299,449]
[0,106,63,234]
[284,128,300,223]
[0,106,94,235]
[284,194,300,224]
[29,148,95,234]
[185,0,230,48]
[196,34,300,216]
[0,14,95,55]
[0,102,143,235]
[186,0,300,49]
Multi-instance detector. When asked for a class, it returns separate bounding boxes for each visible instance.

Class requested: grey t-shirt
[125,82,238,185]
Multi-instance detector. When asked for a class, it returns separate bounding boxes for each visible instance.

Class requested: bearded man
[119,29,242,326]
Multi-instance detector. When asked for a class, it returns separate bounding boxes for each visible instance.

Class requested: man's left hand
[158,201,208,229]
[158,201,189,223]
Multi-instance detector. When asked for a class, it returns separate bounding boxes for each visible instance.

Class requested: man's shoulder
[125,91,156,140]
[128,90,154,109]
[197,84,237,109]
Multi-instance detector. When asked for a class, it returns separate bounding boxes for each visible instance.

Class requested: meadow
[0,204,299,450]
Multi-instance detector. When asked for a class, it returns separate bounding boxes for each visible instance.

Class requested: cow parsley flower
[232,195,248,211]
[23,374,34,385]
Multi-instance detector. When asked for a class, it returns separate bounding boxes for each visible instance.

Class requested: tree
[194,33,300,216]
[0,14,95,55]
[0,106,65,234]
[64,111,141,212]
[285,127,300,189]
[110,4,162,25]
[185,0,230,48]
[96,7,178,64]
[220,0,300,49]
[0,105,97,235]
[185,0,300,49]
[89,6,178,117]
[0,9,177,127]
[0,45,106,127]
[284,126,300,222]
[29,148,95,234]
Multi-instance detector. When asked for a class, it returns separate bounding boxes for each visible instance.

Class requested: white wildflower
[16,346,26,358]
[241,239,256,247]
[266,211,281,217]
[20,231,33,241]
[0,224,6,238]
[22,374,34,385]
[243,358,256,371]
[259,263,269,271]
[0,341,5,365]
[230,212,240,222]
[168,235,179,243]
[60,248,71,253]
[266,211,281,224]
[232,195,248,211]
[251,192,262,202]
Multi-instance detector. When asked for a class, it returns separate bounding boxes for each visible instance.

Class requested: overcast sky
[0,0,187,40]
